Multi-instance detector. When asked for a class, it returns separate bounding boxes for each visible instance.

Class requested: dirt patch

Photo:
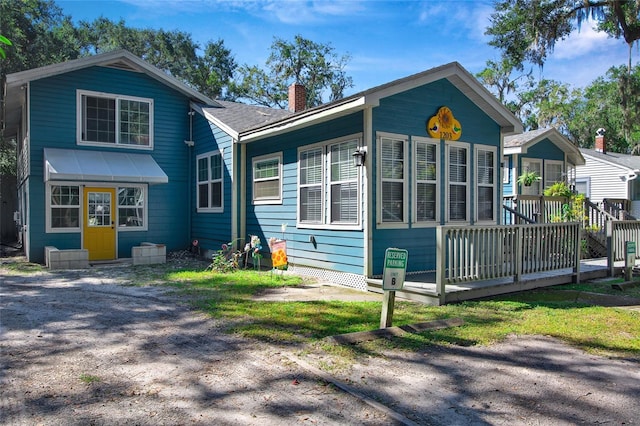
[2,257,639,425]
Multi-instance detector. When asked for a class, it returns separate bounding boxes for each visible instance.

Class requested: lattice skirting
[283,264,368,291]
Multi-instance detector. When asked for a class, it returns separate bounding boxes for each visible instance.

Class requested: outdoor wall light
[352,147,367,167]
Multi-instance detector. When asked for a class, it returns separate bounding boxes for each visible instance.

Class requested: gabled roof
[236,61,523,143]
[2,50,219,138]
[504,127,585,166]
[194,100,293,140]
[580,148,640,172]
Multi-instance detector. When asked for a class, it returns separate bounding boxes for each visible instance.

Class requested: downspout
[185,110,195,244]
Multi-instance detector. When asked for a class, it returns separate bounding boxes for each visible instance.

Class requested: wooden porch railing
[603,198,637,221]
[502,195,569,224]
[436,223,581,304]
[606,220,640,275]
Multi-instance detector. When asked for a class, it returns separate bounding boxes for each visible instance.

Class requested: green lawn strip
[148,269,640,359]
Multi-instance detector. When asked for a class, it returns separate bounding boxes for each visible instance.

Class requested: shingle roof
[200,101,293,134]
[580,148,640,170]
[504,128,550,148]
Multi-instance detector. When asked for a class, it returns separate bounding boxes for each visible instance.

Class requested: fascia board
[191,102,239,140]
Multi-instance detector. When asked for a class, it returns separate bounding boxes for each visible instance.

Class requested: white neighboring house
[577,141,640,217]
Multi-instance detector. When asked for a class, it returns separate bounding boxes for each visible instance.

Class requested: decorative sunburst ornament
[427,106,462,140]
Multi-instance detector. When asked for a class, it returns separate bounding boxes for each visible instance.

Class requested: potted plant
[517,170,541,187]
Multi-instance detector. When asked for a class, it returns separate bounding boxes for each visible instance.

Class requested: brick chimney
[595,128,606,153]
[288,83,306,113]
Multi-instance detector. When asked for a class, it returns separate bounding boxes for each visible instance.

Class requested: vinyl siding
[245,113,366,275]
[576,155,629,203]
[27,66,192,262]
[190,113,234,252]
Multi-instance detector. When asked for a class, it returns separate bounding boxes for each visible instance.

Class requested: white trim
[575,176,591,197]
[364,107,373,278]
[376,132,409,229]
[411,136,440,228]
[544,159,564,188]
[192,102,239,140]
[445,141,470,224]
[252,152,283,205]
[46,183,82,233]
[76,89,154,150]
[116,184,149,231]
[196,150,224,213]
[296,133,363,230]
[475,144,498,224]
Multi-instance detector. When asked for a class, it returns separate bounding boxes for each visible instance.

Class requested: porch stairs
[503,196,638,259]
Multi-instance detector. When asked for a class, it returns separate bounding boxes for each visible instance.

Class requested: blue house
[5,52,525,291]
[3,50,218,263]
[194,63,523,289]
[503,127,585,198]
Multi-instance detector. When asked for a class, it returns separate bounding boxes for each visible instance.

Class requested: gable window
[447,142,469,222]
[48,184,80,232]
[298,135,361,228]
[78,90,153,148]
[476,145,497,222]
[117,186,146,229]
[197,151,223,212]
[378,133,408,227]
[413,137,439,225]
[253,154,282,204]
[544,160,564,188]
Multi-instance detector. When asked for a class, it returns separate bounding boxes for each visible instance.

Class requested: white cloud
[553,22,624,60]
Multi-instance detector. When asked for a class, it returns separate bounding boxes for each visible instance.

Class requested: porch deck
[367,258,617,306]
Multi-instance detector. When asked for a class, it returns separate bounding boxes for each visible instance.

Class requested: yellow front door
[83,187,116,261]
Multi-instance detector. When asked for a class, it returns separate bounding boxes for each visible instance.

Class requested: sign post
[380,248,408,328]
[625,241,636,281]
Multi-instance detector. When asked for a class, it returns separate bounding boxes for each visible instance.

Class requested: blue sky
[57,0,633,96]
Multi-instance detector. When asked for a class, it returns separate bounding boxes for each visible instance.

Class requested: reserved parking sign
[382,248,408,291]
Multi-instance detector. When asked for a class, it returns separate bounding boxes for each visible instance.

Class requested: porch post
[606,221,614,277]
[514,225,523,284]
[436,226,446,305]
[574,223,581,283]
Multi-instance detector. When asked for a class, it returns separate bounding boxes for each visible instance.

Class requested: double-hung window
[197,151,223,212]
[78,90,153,148]
[521,159,542,195]
[298,135,361,228]
[253,154,282,204]
[476,145,497,222]
[413,137,439,225]
[447,142,469,222]
[378,133,408,227]
[48,184,80,232]
[544,160,564,188]
[117,186,146,229]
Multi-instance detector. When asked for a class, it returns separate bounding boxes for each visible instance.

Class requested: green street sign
[382,248,408,291]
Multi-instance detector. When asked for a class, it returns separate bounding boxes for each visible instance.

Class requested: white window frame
[46,183,81,233]
[475,144,498,224]
[116,184,148,231]
[412,136,439,227]
[377,132,408,229]
[297,134,362,230]
[252,153,283,205]
[196,150,224,213]
[521,158,543,195]
[77,89,154,150]
[575,176,591,197]
[544,160,564,188]
[446,141,470,223]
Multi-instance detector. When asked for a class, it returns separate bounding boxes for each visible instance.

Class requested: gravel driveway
[1,260,639,425]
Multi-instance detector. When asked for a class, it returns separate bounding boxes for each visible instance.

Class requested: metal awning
[44,148,168,184]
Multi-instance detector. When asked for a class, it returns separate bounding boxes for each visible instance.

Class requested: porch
[367,221,640,306]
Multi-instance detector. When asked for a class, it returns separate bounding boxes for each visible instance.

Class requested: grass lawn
[3,256,638,360]
[156,266,640,360]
